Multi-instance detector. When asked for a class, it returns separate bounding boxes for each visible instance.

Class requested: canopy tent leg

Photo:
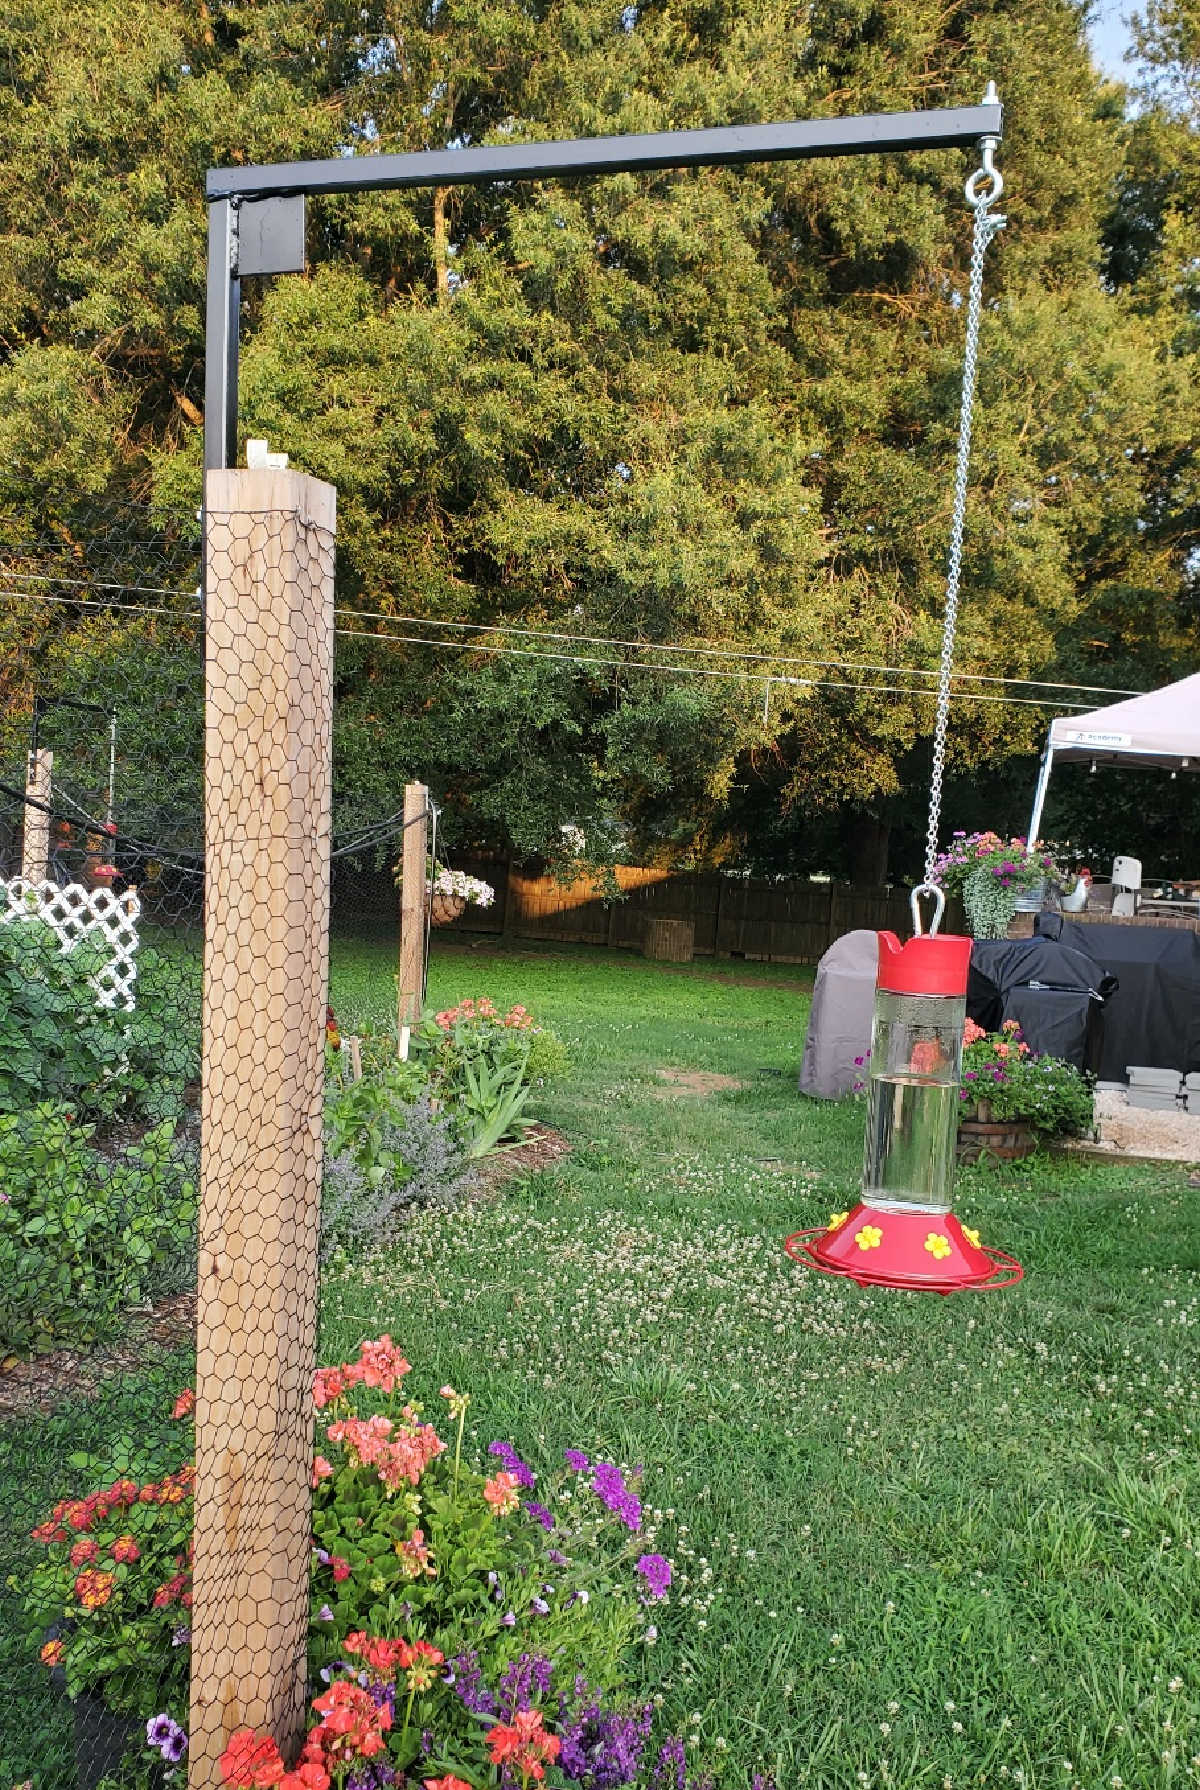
[1027,738,1055,843]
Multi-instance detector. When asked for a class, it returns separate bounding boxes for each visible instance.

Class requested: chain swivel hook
[966,82,1003,208]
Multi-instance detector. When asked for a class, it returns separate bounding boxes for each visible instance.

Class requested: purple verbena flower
[635,1553,671,1599]
[648,1735,687,1790]
[499,1652,554,1717]
[564,1449,590,1472]
[525,1500,555,1531]
[490,1440,536,1489]
[558,1686,654,1787]
[448,1651,496,1717]
[591,1462,642,1532]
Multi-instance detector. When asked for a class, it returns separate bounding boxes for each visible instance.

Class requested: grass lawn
[2,937,1198,1789]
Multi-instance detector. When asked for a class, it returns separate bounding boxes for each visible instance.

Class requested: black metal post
[207,103,1001,202]
[204,198,241,475]
[203,98,1002,472]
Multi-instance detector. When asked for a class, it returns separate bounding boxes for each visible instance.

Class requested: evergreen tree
[1,0,1195,872]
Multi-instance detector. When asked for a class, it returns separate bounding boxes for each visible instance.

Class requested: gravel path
[1076,1087,1200,1163]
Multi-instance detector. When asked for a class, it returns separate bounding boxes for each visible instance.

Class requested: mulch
[464,1123,572,1196]
[0,1292,198,1423]
[0,1126,570,1423]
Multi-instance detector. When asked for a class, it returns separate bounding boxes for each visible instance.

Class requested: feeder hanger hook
[914,84,1006,937]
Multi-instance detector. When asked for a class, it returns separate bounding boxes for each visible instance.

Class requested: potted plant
[393,857,496,927]
[931,832,1062,939]
[957,1019,1094,1160]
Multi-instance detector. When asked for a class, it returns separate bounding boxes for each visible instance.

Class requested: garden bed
[4,944,1198,1790]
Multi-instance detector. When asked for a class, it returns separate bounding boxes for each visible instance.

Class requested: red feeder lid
[877,930,972,997]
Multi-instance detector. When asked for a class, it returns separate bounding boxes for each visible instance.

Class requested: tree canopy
[1,0,1197,878]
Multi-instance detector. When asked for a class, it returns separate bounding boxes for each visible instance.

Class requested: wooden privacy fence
[431,861,930,963]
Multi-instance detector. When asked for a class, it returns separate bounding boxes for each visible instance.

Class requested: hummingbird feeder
[786,888,1024,1294]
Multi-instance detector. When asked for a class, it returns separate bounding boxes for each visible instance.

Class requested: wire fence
[0,487,591,1790]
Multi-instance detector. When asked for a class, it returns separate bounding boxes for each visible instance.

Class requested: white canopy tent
[1028,670,1200,842]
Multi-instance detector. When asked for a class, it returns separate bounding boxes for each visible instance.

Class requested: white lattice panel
[0,879,142,1011]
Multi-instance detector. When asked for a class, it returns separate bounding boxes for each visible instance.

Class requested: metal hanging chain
[914,117,1006,928]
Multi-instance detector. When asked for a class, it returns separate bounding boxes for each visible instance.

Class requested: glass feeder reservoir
[863,930,970,1216]
[786,892,1023,1294]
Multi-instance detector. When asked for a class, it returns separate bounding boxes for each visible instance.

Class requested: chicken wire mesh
[0,484,575,1790]
[1,486,378,1790]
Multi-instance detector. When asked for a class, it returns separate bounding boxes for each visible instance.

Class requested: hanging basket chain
[921,151,1006,895]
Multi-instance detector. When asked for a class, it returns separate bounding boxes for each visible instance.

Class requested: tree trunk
[850,815,891,888]
[433,186,451,307]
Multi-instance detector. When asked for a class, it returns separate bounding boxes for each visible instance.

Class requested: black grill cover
[968,929,1117,1072]
[1035,916,1200,1079]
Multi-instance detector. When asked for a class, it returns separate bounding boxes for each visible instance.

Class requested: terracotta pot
[956,1116,1038,1164]
[429,891,467,927]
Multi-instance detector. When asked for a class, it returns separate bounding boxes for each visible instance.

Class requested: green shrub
[0,915,130,1117]
[325,1052,427,1187]
[0,1104,197,1356]
[122,943,201,1122]
[411,997,569,1153]
[526,1024,571,1085]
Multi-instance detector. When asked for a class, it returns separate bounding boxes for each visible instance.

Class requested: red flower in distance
[486,1709,561,1781]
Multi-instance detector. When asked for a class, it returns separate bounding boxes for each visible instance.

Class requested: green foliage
[325,1053,426,1189]
[23,1464,193,1720]
[525,1025,572,1086]
[455,1051,534,1158]
[1,0,1196,878]
[121,944,201,1123]
[411,997,568,1153]
[0,1104,196,1356]
[0,916,130,1118]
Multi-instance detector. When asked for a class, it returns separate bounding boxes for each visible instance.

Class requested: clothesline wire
[0,580,1142,705]
[331,624,1097,711]
[331,606,1143,700]
[0,784,425,874]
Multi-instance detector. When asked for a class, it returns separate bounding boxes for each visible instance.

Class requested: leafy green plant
[325,1055,426,1188]
[410,997,567,1152]
[458,1053,534,1157]
[320,1095,474,1262]
[0,915,130,1117]
[0,1104,197,1356]
[121,944,200,1123]
[24,1341,680,1790]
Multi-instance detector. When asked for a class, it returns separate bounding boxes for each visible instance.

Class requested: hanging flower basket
[395,853,495,926]
[929,832,1063,940]
[429,890,467,927]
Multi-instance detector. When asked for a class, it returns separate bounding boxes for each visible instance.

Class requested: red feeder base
[784,1203,1022,1294]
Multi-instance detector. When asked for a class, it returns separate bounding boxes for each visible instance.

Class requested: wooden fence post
[189,468,337,1789]
[397,780,428,1057]
[21,748,52,882]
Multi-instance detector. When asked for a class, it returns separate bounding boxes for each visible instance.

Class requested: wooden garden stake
[397,779,428,1059]
[21,748,52,882]
[189,468,336,1788]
